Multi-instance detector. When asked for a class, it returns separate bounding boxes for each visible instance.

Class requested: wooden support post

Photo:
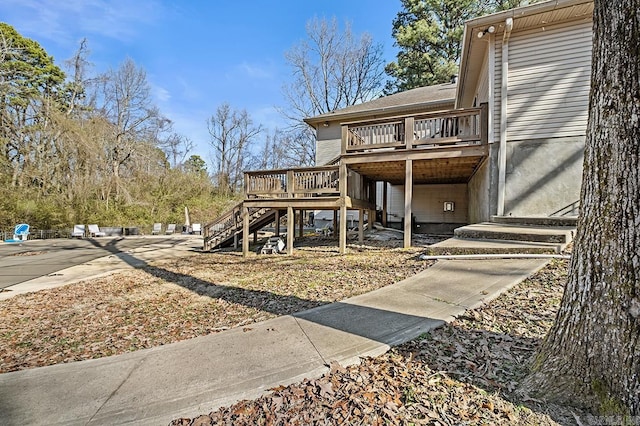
[275,210,280,236]
[253,231,258,244]
[369,179,377,229]
[287,206,294,255]
[234,233,238,249]
[333,210,338,239]
[341,125,348,156]
[382,183,388,228]
[358,209,364,244]
[299,209,304,238]
[339,163,348,253]
[242,207,250,256]
[404,159,413,249]
[404,116,415,149]
[339,206,347,254]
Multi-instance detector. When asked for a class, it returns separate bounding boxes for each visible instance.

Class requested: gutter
[497,17,513,216]
[420,253,571,260]
[304,98,455,127]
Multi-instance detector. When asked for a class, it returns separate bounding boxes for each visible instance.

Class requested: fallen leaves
[171,258,587,425]
[0,246,431,373]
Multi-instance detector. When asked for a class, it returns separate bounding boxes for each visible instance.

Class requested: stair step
[454,222,575,244]
[491,215,577,227]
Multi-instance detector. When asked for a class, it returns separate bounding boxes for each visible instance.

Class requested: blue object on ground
[5,223,29,242]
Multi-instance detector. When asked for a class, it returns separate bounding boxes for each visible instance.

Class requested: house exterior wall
[489,18,592,217]
[504,137,585,216]
[387,184,468,230]
[507,21,592,140]
[475,52,490,105]
[468,159,491,223]
[315,124,342,165]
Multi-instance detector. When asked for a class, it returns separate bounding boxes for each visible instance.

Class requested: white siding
[476,52,490,104]
[493,37,503,142]
[506,21,592,140]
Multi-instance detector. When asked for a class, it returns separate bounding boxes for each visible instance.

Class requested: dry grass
[0,245,431,373]
[172,259,593,426]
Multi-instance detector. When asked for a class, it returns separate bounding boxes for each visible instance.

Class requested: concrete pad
[454,222,575,244]
[400,259,549,309]
[430,237,565,253]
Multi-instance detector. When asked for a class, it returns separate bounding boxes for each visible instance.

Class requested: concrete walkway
[0,235,203,300]
[0,256,549,425]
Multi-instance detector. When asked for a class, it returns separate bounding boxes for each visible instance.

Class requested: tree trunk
[521,0,640,416]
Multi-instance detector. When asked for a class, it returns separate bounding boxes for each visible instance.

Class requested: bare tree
[160,131,193,168]
[283,17,386,120]
[521,0,640,416]
[280,17,386,167]
[97,58,161,200]
[207,103,262,194]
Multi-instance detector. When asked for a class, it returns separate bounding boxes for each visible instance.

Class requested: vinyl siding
[506,21,592,140]
[476,52,490,104]
[493,37,503,142]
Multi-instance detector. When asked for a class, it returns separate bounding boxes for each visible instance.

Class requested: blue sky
[0,0,400,163]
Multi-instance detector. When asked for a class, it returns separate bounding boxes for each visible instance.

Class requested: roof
[304,83,456,126]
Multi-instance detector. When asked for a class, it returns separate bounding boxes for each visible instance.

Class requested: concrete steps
[491,215,577,227]
[454,222,575,244]
[427,217,577,255]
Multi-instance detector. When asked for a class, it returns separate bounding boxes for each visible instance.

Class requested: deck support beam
[404,159,413,248]
[339,163,348,254]
[287,206,294,255]
[382,183,388,227]
[358,209,364,244]
[299,209,304,238]
[242,206,250,257]
[339,206,347,253]
[275,210,280,236]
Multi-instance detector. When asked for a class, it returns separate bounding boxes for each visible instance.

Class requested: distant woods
[0,24,221,230]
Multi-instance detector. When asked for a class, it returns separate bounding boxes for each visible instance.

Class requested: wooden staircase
[203,202,286,251]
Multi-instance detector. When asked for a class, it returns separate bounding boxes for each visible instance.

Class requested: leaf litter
[170,258,592,425]
[0,245,429,373]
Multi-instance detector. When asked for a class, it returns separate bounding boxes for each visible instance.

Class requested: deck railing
[245,165,339,199]
[343,104,488,154]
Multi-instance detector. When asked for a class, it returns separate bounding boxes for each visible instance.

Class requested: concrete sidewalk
[0,258,548,425]
[0,236,203,300]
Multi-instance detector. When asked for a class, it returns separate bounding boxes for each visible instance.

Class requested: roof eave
[456,0,594,106]
[304,98,455,127]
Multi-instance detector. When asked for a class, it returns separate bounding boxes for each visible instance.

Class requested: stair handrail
[203,203,276,251]
[203,201,244,250]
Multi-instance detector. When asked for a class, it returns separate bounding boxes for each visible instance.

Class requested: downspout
[497,17,513,216]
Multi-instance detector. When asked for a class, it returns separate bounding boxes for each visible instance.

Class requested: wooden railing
[203,201,244,250]
[203,201,275,250]
[245,165,339,199]
[343,104,488,154]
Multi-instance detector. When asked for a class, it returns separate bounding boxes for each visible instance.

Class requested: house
[204,0,593,255]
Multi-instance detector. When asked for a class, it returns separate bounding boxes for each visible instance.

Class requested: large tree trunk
[521,0,640,416]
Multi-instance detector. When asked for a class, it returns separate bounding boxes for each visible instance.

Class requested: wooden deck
[204,104,489,255]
